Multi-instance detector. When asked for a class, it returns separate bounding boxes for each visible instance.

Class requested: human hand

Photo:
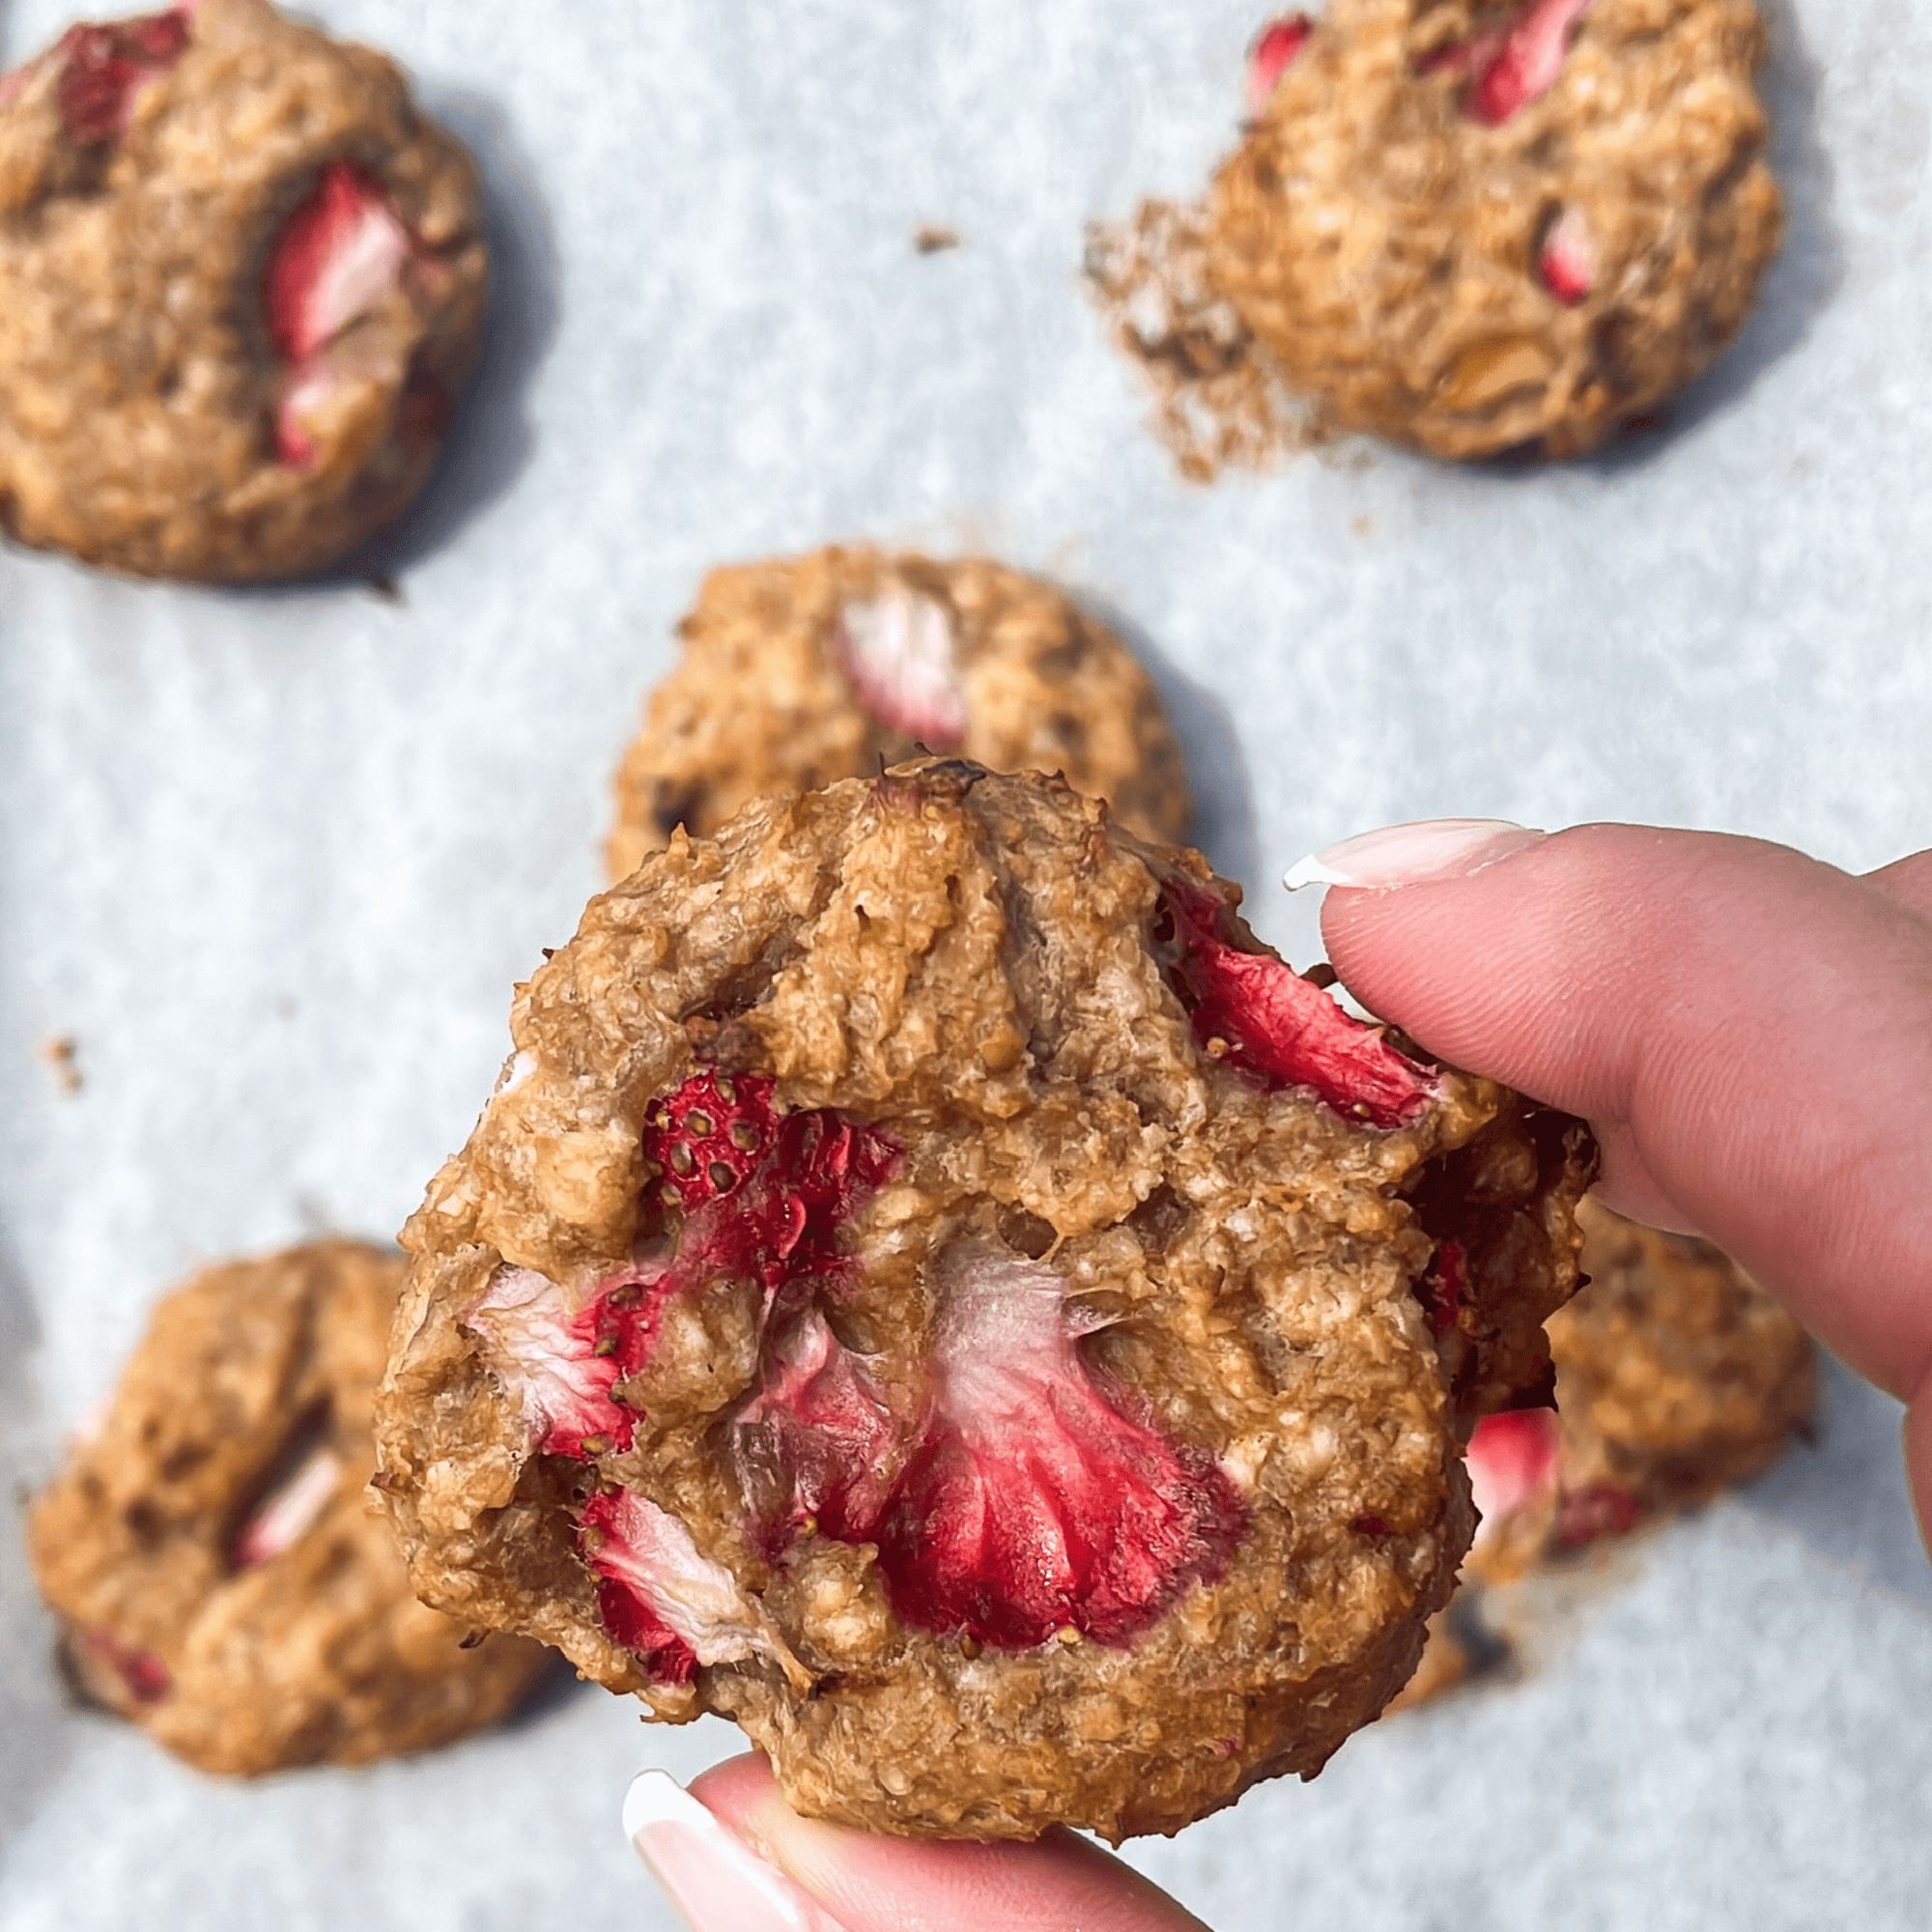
[624,1757,1209,1930]
[626,817,1932,1932]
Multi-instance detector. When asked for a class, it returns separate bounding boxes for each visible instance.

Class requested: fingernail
[625,1771,851,1932]
[1283,819,1545,891]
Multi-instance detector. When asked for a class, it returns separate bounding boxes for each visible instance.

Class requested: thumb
[1299,821,1932,1404]
[627,1756,1209,1932]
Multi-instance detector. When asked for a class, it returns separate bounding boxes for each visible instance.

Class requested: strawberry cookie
[1462,1197,1815,1579]
[28,1240,545,1775]
[1391,1199,1815,1707]
[1093,0,1781,468]
[377,759,1593,1840]
[0,0,486,581]
[607,548,1193,881]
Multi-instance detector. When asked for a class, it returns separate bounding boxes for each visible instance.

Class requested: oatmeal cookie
[27,1240,546,1776]
[0,0,487,581]
[378,758,1592,1840]
[1095,0,1780,468]
[1463,1196,1815,1579]
[606,548,1192,880]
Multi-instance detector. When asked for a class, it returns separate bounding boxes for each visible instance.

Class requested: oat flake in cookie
[378,760,1593,1840]
[0,0,487,581]
[28,1240,546,1776]
[606,548,1192,880]
[1091,0,1781,470]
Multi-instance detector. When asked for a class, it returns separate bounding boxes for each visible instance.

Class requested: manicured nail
[1284,819,1545,891]
[625,1771,850,1932]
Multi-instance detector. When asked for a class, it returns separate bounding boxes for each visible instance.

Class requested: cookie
[27,1239,546,1776]
[1463,1196,1815,1579]
[1092,0,1781,469]
[0,0,487,582]
[376,758,1593,1840]
[1388,1200,1814,1710]
[606,548,1192,881]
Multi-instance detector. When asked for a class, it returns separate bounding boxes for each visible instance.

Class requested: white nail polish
[1284,819,1544,892]
[625,1771,847,1932]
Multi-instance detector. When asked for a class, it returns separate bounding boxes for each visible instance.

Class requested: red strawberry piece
[643,1072,900,1294]
[470,1076,899,1463]
[1156,880,1437,1128]
[729,1307,900,1554]
[643,1069,781,1213]
[1245,14,1313,115]
[230,1443,343,1568]
[582,1487,803,1687]
[867,1238,1247,1650]
[264,159,413,364]
[1466,1406,1560,1535]
[467,1260,677,1459]
[1415,1237,1467,1339]
[832,585,970,748]
[83,1626,170,1703]
[1554,1479,1641,1548]
[48,9,189,146]
[1537,204,1595,304]
[1464,0,1594,127]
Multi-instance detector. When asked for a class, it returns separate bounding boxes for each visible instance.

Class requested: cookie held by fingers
[27,1240,546,1776]
[379,759,1593,1839]
[0,0,487,581]
[606,547,1192,880]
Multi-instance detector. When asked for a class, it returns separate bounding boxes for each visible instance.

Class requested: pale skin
[647,823,1932,1932]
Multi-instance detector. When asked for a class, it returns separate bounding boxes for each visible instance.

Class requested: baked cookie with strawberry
[1390,1199,1814,1708]
[0,0,486,581]
[377,758,1594,1840]
[1462,1196,1815,1579]
[1093,0,1781,468]
[607,548,1193,881]
[28,1240,546,1776]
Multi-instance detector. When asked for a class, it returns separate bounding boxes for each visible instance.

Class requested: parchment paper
[3,0,1929,1925]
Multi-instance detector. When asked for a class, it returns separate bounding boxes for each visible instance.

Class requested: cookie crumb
[913,224,961,254]
[40,1035,81,1093]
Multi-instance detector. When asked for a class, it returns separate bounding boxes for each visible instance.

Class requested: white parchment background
[2,0,1929,1925]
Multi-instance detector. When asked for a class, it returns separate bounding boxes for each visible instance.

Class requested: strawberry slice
[1553,1479,1640,1547]
[730,1307,900,1553]
[264,159,413,364]
[1245,14,1314,114]
[870,1240,1246,1650]
[468,1260,678,1459]
[1157,880,1436,1127]
[231,1443,343,1568]
[832,585,970,748]
[469,1076,900,1463]
[82,1626,170,1704]
[1415,1237,1468,1338]
[1465,1406,1560,1539]
[1536,205,1596,304]
[47,9,189,146]
[1463,0,1594,127]
[582,1487,802,1687]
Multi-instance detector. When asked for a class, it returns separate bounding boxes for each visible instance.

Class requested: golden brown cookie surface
[1094,0,1781,469]
[28,1239,545,1776]
[379,760,1593,1840]
[0,0,487,582]
[606,548,1192,880]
